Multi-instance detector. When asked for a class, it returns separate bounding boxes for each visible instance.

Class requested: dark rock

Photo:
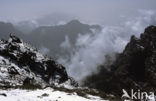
[83,25,156,95]
[0,93,7,97]
[23,77,35,86]
[9,33,22,43]
[8,66,19,75]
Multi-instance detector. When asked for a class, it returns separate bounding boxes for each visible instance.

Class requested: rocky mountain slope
[84,25,156,97]
[2,25,156,100]
[0,34,77,88]
[0,34,108,101]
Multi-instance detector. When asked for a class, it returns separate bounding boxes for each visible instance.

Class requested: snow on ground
[0,88,107,101]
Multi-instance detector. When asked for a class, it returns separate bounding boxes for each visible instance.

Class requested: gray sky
[0,0,156,25]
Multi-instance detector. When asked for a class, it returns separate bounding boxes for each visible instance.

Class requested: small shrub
[42,93,49,97]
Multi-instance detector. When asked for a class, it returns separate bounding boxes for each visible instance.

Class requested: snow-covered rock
[0,34,107,101]
[0,34,77,88]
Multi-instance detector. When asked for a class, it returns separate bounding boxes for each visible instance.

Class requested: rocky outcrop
[0,34,77,88]
[83,25,156,95]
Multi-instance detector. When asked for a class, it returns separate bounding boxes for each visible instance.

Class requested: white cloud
[60,35,71,49]
[58,10,156,82]
[39,47,50,55]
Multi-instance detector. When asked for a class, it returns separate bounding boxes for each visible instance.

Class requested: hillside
[0,34,107,101]
[83,25,156,100]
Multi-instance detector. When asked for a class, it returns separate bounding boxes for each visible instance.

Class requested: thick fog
[0,0,156,82]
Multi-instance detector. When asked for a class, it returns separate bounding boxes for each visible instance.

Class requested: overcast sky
[0,0,156,25]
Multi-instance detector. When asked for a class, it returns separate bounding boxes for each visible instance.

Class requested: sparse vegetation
[41,93,49,97]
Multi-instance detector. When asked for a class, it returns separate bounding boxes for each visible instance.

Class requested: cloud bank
[58,10,156,82]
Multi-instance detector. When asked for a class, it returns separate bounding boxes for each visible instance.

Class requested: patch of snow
[0,88,106,101]
[35,52,45,62]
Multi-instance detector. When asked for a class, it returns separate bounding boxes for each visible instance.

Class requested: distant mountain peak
[67,20,81,25]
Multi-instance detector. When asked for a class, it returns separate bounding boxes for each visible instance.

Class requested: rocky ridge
[0,34,77,88]
[84,25,156,96]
